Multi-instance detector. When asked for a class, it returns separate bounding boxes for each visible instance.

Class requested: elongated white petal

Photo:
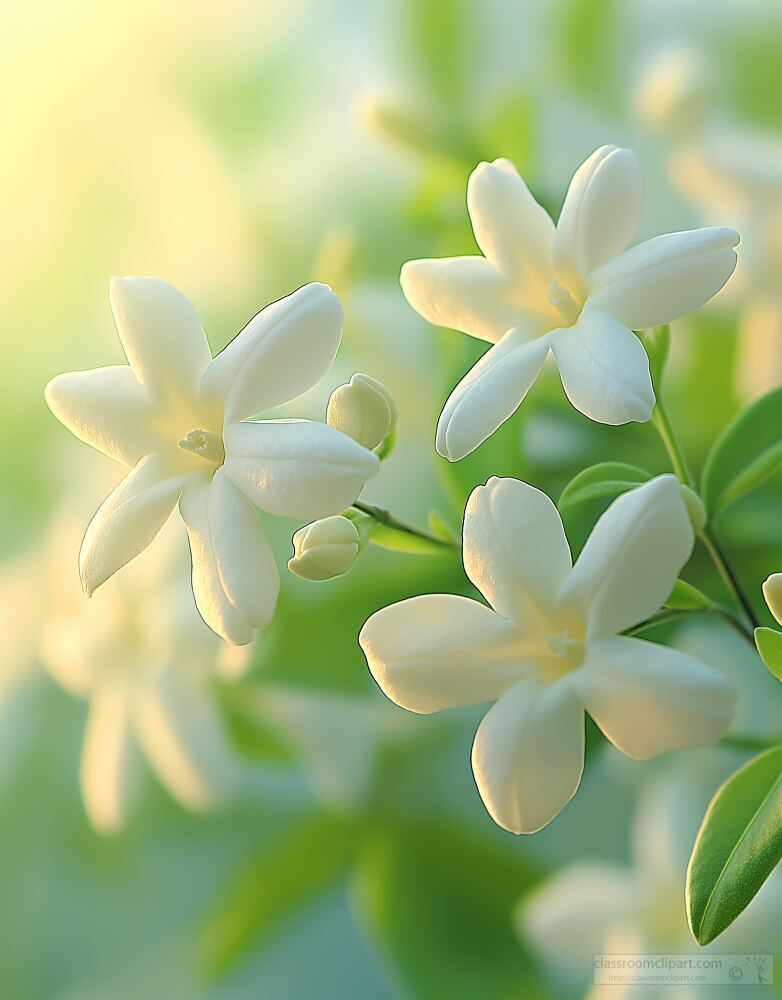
[463,477,571,629]
[471,676,584,834]
[44,366,162,467]
[109,277,212,402]
[587,227,740,330]
[436,328,550,461]
[79,453,189,596]
[558,475,693,638]
[179,478,254,645]
[400,256,530,343]
[359,594,527,714]
[550,309,655,425]
[572,636,736,759]
[553,145,644,295]
[80,690,138,834]
[519,862,634,981]
[223,419,378,520]
[466,158,555,281]
[133,667,239,810]
[201,283,343,422]
[208,469,279,629]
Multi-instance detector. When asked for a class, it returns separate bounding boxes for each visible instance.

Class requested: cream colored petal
[553,145,644,295]
[201,283,343,422]
[572,636,736,759]
[587,227,739,330]
[463,477,571,629]
[436,328,550,461]
[44,365,162,467]
[179,478,254,645]
[471,676,585,834]
[762,573,782,627]
[557,475,694,638]
[208,469,279,629]
[133,666,240,810]
[223,419,378,520]
[550,309,655,425]
[466,158,555,281]
[359,594,528,714]
[79,453,189,596]
[109,276,212,402]
[400,256,529,343]
[80,690,139,834]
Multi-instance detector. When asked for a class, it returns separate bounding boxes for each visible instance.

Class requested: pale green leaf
[755,627,782,680]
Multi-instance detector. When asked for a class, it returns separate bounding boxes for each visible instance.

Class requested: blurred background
[5,0,782,996]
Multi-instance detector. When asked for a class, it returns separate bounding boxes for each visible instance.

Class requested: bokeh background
[5,0,782,996]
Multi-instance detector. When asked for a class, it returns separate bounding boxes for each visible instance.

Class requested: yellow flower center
[548,278,582,326]
[178,428,225,465]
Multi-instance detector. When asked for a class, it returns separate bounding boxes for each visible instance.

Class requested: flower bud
[327,373,397,451]
[288,515,360,582]
[763,574,782,627]
[680,485,706,533]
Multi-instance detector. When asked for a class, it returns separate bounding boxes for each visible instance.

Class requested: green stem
[627,604,754,644]
[352,501,459,552]
[651,402,760,630]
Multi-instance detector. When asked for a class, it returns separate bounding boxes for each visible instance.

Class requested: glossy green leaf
[369,520,448,554]
[665,579,711,611]
[200,810,356,977]
[427,509,460,545]
[755,627,782,680]
[558,462,651,511]
[687,745,782,945]
[701,386,782,516]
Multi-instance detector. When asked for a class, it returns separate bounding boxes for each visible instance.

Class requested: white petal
[587,227,740,330]
[572,636,736,759]
[436,328,550,461]
[223,419,378,520]
[471,676,585,834]
[400,256,531,343]
[466,158,555,282]
[109,276,212,402]
[359,594,527,714]
[208,469,279,629]
[44,366,162,467]
[79,452,189,596]
[179,478,255,645]
[80,690,139,834]
[553,145,644,295]
[201,283,343,422]
[557,474,694,638]
[550,309,655,425]
[463,477,571,629]
[519,862,634,982]
[133,666,239,810]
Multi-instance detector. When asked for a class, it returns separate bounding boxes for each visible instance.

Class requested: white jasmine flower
[327,373,397,451]
[520,771,782,998]
[288,514,360,581]
[400,145,739,459]
[45,278,379,643]
[38,519,250,834]
[359,475,735,834]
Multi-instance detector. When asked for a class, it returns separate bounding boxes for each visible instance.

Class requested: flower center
[178,428,225,465]
[546,628,584,667]
[548,279,582,326]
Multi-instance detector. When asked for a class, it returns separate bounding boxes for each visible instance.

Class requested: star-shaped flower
[359,475,735,834]
[45,278,379,643]
[400,145,740,460]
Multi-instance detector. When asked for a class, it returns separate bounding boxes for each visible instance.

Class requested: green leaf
[665,579,711,611]
[427,509,460,545]
[200,810,355,976]
[558,462,651,511]
[687,745,782,945]
[755,627,782,680]
[701,386,782,516]
[369,520,446,555]
[352,821,545,1000]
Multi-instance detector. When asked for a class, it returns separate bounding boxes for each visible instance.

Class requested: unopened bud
[288,515,360,582]
[327,373,397,451]
[763,574,782,627]
[680,485,706,533]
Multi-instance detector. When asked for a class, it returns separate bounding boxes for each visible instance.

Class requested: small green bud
[327,373,397,452]
[288,515,360,582]
[763,573,782,627]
